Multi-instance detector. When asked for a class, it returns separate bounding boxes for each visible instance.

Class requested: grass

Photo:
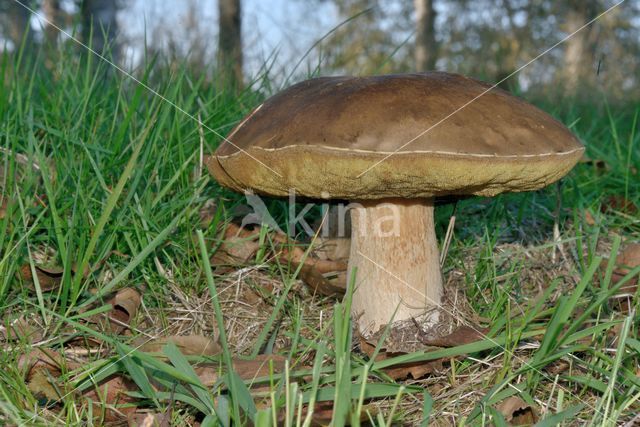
[0,42,639,426]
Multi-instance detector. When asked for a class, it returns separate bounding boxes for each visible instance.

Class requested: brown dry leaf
[309,258,348,274]
[0,197,9,219]
[128,411,172,427]
[358,324,487,380]
[277,401,374,426]
[1,316,44,342]
[20,348,138,423]
[18,259,103,293]
[420,325,488,347]
[584,210,597,226]
[210,223,261,268]
[199,198,218,229]
[270,231,348,273]
[21,349,70,404]
[601,195,638,215]
[107,288,141,334]
[384,358,444,380]
[314,237,351,262]
[608,243,640,313]
[18,264,65,292]
[83,374,138,423]
[28,363,64,403]
[195,354,287,387]
[298,264,346,297]
[269,232,308,265]
[17,348,69,372]
[358,331,443,380]
[86,287,142,335]
[136,335,222,356]
[270,231,347,297]
[242,287,263,305]
[495,396,538,425]
[328,271,348,290]
[544,359,570,375]
[210,223,348,297]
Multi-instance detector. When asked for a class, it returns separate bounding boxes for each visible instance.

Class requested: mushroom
[207,72,584,334]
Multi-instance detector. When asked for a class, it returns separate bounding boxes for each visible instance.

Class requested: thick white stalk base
[348,198,443,335]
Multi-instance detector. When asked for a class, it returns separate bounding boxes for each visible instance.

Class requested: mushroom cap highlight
[208,72,584,199]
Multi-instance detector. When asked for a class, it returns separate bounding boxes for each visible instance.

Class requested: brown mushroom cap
[208,72,584,199]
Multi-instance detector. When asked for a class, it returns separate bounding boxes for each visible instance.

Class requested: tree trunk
[563,0,597,94]
[414,0,437,71]
[6,0,32,50]
[81,0,119,61]
[218,0,243,90]
[42,0,61,46]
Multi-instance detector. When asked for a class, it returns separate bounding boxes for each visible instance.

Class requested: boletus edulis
[207,72,584,335]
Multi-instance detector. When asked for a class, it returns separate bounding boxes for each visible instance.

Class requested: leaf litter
[4,207,640,424]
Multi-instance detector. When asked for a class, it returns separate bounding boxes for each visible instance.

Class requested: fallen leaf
[86,287,142,335]
[136,335,222,356]
[199,198,218,229]
[17,258,108,293]
[584,210,597,226]
[544,359,570,375]
[19,348,137,423]
[232,354,287,381]
[18,264,65,292]
[83,374,138,423]
[357,331,442,380]
[0,197,9,220]
[420,325,488,347]
[290,401,374,426]
[601,195,638,215]
[270,232,347,296]
[496,396,538,425]
[209,223,348,296]
[17,348,68,373]
[210,223,261,268]
[21,349,70,405]
[128,411,172,427]
[308,258,348,274]
[327,270,348,291]
[298,264,346,297]
[608,243,640,313]
[193,354,287,387]
[384,359,444,380]
[1,315,44,342]
[314,237,351,262]
[27,363,63,404]
[358,324,487,380]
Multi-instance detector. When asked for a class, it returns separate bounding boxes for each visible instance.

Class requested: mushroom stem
[348,197,443,334]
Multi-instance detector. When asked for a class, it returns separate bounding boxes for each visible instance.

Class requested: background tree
[81,0,119,60]
[0,0,33,50]
[318,0,412,75]
[0,0,637,99]
[414,0,437,71]
[218,0,243,90]
[42,0,61,46]
[560,0,598,94]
